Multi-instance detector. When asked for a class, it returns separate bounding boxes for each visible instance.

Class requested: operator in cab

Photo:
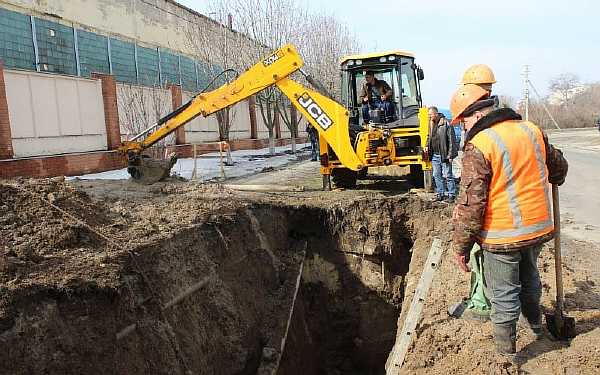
[360,71,395,124]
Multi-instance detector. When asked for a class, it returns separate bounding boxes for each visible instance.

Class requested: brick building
[0,0,302,178]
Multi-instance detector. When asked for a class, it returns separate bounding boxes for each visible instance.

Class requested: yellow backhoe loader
[327,51,432,189]
[119,44,432,190]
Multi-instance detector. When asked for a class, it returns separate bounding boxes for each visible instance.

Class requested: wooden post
[385,238,443,374]
[192,144,198,180]
[225,141,233,166]
[219,142,226,179]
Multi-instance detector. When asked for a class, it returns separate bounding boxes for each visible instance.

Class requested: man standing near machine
[428,106,458,202]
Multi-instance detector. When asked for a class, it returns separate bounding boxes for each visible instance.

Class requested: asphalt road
[548,129,600,244]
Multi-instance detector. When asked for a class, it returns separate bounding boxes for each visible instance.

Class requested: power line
[522,65,561,130]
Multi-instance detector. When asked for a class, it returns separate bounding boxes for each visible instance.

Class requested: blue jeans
[432,153,456,198]
[310,136,319,161]
[362,100,395,123]
[482,245,543,328]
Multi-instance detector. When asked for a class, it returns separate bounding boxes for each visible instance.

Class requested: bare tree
[549,73,580,107]
[209,0,305,154]
[185,16,240,142]
[298,14,361,100]
[275,97,303,153]
[199,0,361,154]
[117,83,174,158]
[522,82,600,129]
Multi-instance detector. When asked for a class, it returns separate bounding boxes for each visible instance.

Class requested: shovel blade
[545,312,577,340]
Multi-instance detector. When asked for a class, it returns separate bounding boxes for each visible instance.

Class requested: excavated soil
[1,176,599,374]
[399,236,600,375]
[0,177,451,374]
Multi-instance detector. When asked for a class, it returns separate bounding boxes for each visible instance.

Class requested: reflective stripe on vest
[470,120,553,245]
[517,123,553,218]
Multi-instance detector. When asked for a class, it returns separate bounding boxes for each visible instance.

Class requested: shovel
[545,184,577,340]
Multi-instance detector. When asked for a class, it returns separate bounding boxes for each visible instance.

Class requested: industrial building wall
[0,0,257,72]
[182,93,252,144]
[0,4,219,92]
[4,69,107,157]
[182,91,221,144]
[0,1,308,178]
[2,0,218,55]
[228,101,252,141]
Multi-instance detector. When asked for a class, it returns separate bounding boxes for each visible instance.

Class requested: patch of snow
[68,143,312,181]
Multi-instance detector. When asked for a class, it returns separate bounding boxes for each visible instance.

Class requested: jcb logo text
[297,93,333,130]
[262,51,284,67]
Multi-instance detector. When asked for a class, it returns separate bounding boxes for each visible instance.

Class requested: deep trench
[1,196,436,375]
[276,205,415,375]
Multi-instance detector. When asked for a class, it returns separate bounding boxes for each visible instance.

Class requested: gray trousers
[482,245,543,328]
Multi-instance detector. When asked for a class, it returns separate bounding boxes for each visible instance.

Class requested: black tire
[331,168,358,189]
[409,164,425,188]
[357,167,368,180]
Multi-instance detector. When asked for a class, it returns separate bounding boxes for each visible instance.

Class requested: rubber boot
[521,302,543,339]
[493,323,517,356]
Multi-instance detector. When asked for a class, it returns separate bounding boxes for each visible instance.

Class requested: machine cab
[340,51,424,128]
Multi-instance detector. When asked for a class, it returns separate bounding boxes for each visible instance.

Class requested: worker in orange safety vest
[449,83,568,357]
[448,64,499,321]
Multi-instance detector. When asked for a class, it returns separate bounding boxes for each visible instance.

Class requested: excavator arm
[121,44,362,182]
[275,78,363,170]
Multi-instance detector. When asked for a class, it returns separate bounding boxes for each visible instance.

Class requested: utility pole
[523,65,561,130]
[523,65,530,121]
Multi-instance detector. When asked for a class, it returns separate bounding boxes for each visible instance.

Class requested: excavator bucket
[127,152,178,184]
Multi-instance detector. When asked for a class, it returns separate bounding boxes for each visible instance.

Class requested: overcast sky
[177,0,598,109]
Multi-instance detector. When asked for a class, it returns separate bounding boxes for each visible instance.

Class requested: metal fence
[0,6,216,92]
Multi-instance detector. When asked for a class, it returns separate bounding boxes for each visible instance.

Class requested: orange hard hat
[461,64,496,85]
[450,84,489,124]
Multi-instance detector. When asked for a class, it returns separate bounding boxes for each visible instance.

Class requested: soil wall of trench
[0,186,451,375]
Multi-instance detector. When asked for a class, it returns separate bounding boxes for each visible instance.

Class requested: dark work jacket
[306,124,318,142]
[428,116,458,162]
[359,79,393,103]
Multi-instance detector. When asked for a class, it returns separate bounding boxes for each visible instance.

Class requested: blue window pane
[110,38,136,84]
[196,61,222,91]
[137,45,159,86]
[77,29,109,77]
[0,8,35,70]
[35,18,76,75]
[159,49,179,86]
[180,56,197,92]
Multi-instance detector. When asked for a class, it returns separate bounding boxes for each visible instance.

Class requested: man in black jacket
[427,106,458,202]
[306,123,319,161]
[360,71,396,124]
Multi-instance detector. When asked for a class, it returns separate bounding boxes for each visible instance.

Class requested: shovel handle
[552,184,564,314]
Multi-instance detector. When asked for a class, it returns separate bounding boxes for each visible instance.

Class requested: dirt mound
[1,178,110,251]
[0,178,125,287]
[398,234,600,374]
